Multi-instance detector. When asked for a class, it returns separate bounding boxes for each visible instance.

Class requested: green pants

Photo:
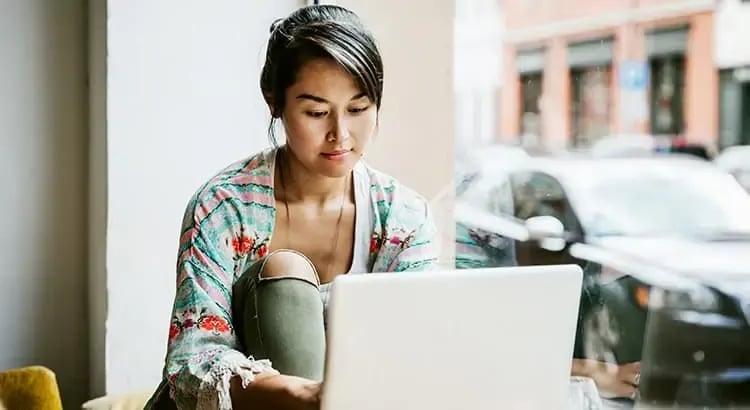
[149,251,327,410]
[232,250,327,381]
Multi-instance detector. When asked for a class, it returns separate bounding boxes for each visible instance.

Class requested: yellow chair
[81,390,152,410]
[0,366,63,410]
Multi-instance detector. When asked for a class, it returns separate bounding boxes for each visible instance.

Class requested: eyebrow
[296,92,368,103]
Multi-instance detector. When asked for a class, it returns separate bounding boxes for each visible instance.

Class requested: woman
[146,5,437,409]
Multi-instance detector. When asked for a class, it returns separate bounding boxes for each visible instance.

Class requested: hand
[233,373,321,410]
[279,374,322,410]
[588,361,640,399]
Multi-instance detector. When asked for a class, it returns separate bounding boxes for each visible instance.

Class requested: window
[568,38,614,147]
[510,172,577,231]
[571,66,612,147]
[646,26,687,137]
[517,47,545,147]
[650,56,685,135]
[454,1,750,406]
[520,73,543,144]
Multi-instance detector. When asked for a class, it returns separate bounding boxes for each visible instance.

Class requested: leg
[232,250,326,381]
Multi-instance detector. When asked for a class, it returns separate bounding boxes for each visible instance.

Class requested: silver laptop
[320,265,583,410]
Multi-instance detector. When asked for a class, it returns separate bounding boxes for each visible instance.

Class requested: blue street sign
[619,61,649,90]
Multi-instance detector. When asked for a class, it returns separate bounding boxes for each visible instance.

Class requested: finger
[621,372,639,386]
[612,382,637,398]
[622,362,641,373]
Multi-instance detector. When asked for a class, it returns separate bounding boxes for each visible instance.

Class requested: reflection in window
[459,174,514,217]
[511,172,572,228]
[579,173,750,237]
[454,0,503,145]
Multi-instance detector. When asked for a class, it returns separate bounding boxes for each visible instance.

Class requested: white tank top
[318,161,374,314]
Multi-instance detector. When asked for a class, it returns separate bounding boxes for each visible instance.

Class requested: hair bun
[269,18,284,33]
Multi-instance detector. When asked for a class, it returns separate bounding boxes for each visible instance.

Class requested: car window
[510,171,575,230]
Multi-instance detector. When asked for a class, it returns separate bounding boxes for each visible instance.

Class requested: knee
[259,250,319,286]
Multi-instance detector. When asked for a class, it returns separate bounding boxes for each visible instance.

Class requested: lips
[321,149,352,160]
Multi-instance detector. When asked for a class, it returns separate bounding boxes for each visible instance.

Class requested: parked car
[591,134,712,160]
[590,134,657,158]
[715,145,750,193]
[454,153,750,406]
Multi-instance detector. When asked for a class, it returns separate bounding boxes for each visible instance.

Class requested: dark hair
[260,5,384,146]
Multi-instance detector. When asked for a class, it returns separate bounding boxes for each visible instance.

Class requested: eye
[306,111,328,118]
[349,105,371,114]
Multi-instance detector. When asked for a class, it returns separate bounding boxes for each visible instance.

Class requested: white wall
[329,0,456,201]
[99,0,303,395]
[715,0,750,69]
[0,0,89,408]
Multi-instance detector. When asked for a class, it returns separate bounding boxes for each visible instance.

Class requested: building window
[568,38,614,147]
[571,66,612,147]
[646,26,688,137]
[720,68,750,148]
[649,56,685,136]
[520,73,543,146]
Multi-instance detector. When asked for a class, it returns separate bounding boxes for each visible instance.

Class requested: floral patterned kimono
[146,147,438,409]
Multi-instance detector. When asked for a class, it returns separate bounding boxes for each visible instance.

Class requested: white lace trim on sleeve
[195,354,277,410]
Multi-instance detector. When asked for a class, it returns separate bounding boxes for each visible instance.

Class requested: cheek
[352,112,378,140]
[283,114,325,144]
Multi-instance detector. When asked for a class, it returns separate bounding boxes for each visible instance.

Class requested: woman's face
[280,58,377,178]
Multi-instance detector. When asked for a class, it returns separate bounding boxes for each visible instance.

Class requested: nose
[327,113,349,142]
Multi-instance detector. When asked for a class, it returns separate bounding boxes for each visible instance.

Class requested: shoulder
[361,162,430,225]
[361,164,438,272]
[176,149,277,275]
[184,148,276,228]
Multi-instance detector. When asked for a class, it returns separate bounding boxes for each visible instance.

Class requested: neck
[275,146,350,205]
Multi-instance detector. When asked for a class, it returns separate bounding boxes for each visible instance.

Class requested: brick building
[499,0,718,149]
